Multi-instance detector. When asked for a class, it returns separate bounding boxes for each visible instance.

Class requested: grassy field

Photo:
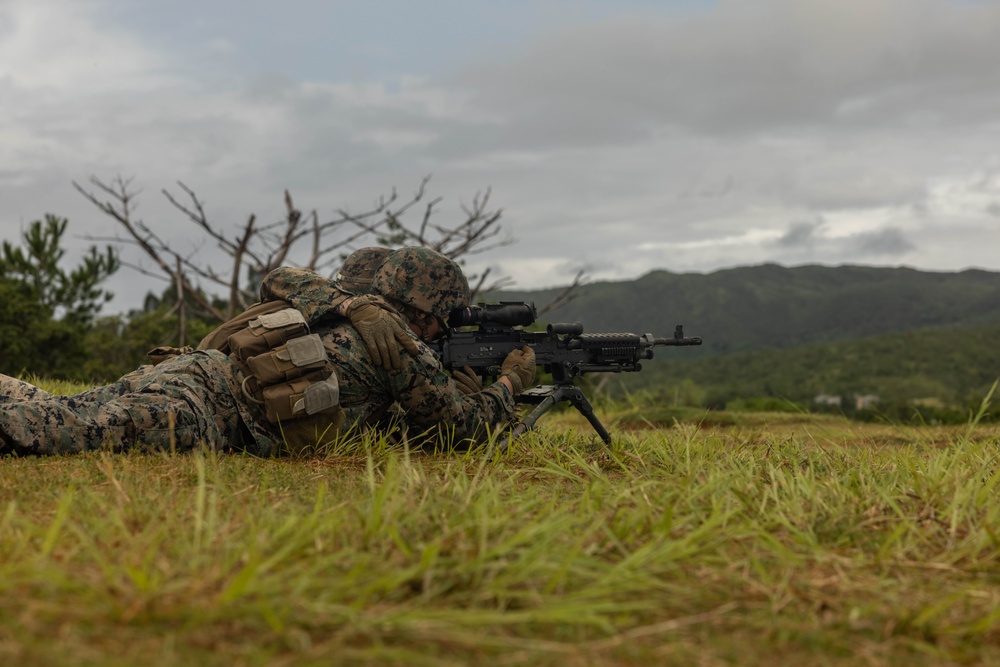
[3,385,1000,665]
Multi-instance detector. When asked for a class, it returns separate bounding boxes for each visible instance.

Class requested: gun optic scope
[448,301,537,328]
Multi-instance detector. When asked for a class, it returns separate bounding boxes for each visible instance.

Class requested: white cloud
[0,0,171,93]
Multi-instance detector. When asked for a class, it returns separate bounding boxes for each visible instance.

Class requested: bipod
[504,384,613,449]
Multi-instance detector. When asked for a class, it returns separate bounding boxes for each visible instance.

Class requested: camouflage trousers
[0,352,255,456]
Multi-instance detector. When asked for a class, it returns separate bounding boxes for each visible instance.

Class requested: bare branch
[76,171,562,324]
[467,268,515,303]
[538,270,587,317]
[74,175,227,321]
[228,214,255,318]
[161,181,237,254]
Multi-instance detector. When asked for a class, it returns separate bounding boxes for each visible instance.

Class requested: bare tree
[74,175,518,325]
[537,269,586,317]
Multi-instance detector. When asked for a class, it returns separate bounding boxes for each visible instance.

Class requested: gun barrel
[653,335,703,346]
[650,324,703,347]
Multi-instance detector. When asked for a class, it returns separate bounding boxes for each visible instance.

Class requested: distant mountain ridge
[486,264,1000,357]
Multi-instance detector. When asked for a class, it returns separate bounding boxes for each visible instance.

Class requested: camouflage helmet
[334,246,392,295]
[372,246,470,320]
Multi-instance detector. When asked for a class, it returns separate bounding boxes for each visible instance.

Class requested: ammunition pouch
[261,371,341,423]
[228,307,344,430]
[228,308,309,361]
[246,334,328,385]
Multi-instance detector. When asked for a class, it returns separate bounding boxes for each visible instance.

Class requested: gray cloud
[776,219,824,249]
[769,220,916,264]
[845,227,916,258]
[450,0,1000,149]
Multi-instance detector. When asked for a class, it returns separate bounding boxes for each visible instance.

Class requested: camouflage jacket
[258,266,353,323]
[198,267,351,352]
[229,320,517,454]
[211,267,517,452]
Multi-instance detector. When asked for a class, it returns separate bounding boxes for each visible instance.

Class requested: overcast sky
[3,0,1000,312]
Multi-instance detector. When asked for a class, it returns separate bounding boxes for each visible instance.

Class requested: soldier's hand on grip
[451,365,483,396]
[501,345,536,395]
[346,295,420,371]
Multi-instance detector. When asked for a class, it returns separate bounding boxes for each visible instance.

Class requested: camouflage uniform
[0,366,151,404]
[195,248,389,352]
[256,246,391,323]
[0,328,514,456]
[0,377,54,403]
[0,247,518,457]
[0,351,255,456]
[293,322,514,443]
[244,247,514,445]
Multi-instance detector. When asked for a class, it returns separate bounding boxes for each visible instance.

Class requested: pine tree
[0,215,119,378]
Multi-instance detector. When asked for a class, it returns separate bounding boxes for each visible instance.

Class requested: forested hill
[487,264,1000,356]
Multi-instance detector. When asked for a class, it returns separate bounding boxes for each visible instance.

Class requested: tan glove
[500,345,536,395]
[346,295,420,371]
[451,365,483,396]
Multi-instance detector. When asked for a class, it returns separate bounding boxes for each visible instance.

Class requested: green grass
[3,389,1000,665]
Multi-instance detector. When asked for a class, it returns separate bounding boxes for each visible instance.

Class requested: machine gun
[435,302,702,445]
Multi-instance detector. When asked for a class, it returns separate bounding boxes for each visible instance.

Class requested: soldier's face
[424,317,443,342]
[409,315,445,343]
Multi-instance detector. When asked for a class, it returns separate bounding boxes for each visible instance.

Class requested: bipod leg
[501,393,558,452]
[564,387,612,445]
